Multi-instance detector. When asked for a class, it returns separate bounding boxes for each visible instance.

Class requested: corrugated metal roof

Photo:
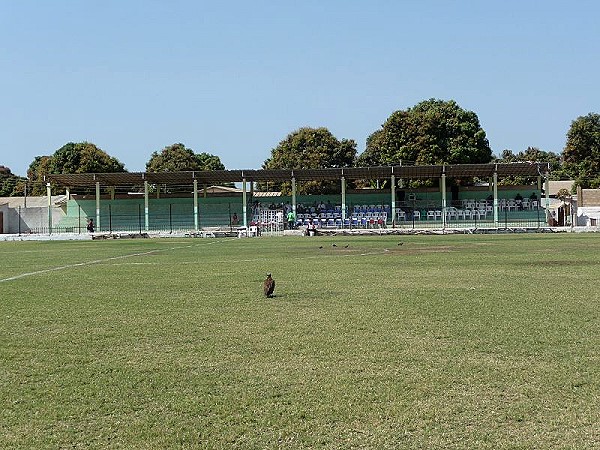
[45,162,551,187]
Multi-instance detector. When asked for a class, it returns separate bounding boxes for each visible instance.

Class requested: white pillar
[391,174,396,227]
[544,172,550,224]
[144,180,149,231]
[341,176,346,220]
[441,172,447,228]
[193,179,199,231]
[493,171,499,226]
[291,177,297,217]
[242,178,247,228]
[95,181,101,232]
[46,182,52,234]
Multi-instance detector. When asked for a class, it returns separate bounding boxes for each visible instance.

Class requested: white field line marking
[104,248,396,267]
[0,239,229,283]
[0,250,167,283]
[1,241,397,280]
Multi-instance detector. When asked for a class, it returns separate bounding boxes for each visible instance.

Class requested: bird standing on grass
[264,273,275,298]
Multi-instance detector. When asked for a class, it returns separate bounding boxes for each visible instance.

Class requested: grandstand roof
[45,162,550,187]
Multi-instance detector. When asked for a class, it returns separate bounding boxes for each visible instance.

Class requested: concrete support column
[544,172,550,223]
[193,179,199,231]
[493,171,499,226]
[390,174,396,227]
[144,180,149,231]
[441,172,447,228]
[341,176,346,220]
[291,177,297,217]
[46,182,52,234]
[242,178,248,228]
[95,181,101,232]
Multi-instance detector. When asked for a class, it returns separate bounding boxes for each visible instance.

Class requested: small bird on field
[344,244,349,248]
[318,246,323,249]
[332,243,337,247]
[263,273,275,298]
[398,242,404,246]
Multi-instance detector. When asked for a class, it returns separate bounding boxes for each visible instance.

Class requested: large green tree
[49,142,125,174]
[146,143,225,172]
[146,143,199,172]
[0,166,26,197]
[562,113,600,188]
[27,142,126,195]
[358,99,492,167]
[261,127,357,194]
[27,156,53,196]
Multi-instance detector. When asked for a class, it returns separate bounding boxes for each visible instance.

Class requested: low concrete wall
[0,205,66,234]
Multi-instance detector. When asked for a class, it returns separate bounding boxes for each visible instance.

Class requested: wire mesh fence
[11,196,552,235]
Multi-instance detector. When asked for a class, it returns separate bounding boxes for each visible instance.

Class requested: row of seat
[397,207,490,221]
[462,198,539,210]
[352,205,392,213]
[297,215,388,228]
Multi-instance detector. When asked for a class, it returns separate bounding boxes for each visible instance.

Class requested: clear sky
[1,0,598,177]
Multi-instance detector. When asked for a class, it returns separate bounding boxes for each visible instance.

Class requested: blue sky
[1,0,598,177]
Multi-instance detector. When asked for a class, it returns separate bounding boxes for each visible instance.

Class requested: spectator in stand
[515,193,524,210]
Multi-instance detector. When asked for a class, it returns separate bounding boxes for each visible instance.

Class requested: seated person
[514,193,524,210]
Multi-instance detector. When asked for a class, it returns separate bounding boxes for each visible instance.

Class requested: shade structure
[46,162,550,188]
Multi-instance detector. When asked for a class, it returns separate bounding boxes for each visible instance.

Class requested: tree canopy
[0,166,26,197]
[27,142,126,195]
[562,113,600,189]
[496,147,564,185]
[146,143,225,172]
[50,142,125,174]
[358,99,493,167]
[195,152,226,171]
[261,127,357,194]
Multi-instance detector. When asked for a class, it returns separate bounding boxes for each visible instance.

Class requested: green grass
[1,234,600,449]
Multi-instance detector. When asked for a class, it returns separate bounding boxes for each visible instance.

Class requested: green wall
[55,185,542,232]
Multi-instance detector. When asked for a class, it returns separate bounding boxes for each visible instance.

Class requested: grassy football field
[1,233,599,449]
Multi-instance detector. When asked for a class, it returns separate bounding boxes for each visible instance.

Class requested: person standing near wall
[287,210,295,230]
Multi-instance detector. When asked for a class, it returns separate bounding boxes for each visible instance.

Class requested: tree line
[1,99,599,197]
